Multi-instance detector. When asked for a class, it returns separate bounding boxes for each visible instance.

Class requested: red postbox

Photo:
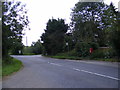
[90,48,93,54]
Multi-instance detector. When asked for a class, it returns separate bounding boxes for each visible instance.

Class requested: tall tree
[70,2,107,46]
[2,1,29,59]
[104,2,120,58]
[41,18,68,55]
[111,12,120,58]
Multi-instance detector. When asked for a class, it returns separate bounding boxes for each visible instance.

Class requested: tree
[64,33,75,52]
[2,1,29,59]
[31,40,43,54]
[104,2,120,58]
[41,18,68,55]
[70,1,120,59]
[70,2,108,46]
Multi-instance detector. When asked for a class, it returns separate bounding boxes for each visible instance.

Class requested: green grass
[44,51,81,60]
[45,51,119,62]
[50,55,119,62]
[23,53,35,55]
[2,58,23,76]
[51,55,82,60]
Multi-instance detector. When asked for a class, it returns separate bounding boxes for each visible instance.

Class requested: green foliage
[51,52,81,60]
[110,29,120,58]
[90,48,116,59]
[11,42,24,55]
[31,40,43,54]
[2,57,22,76]
[63,33,75,52]
[41,18,68,55]
[75,42,90,57]
[90,49,105,59]
[23,40,43,55]
[56,49,77,57]
[102,2,120,59]
[89,42,99,50]
[70,1,119,59]
[109,12,120,58]
[2,1,29,59]
[71,2,107,45]
[23,46,34,55]
[67,49,78,56]
[2,55,13,64]
[51,55,81,60]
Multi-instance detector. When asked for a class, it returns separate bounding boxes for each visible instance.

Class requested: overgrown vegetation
[2,57,22,76]
[50,51,82,60]
[49,48,119,62]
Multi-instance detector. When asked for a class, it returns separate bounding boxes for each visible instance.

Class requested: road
[3,55,120,88]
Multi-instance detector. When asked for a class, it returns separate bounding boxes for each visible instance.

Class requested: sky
[20,0,120,46]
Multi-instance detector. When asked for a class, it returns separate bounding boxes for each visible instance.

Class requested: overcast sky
[20,0,119,46]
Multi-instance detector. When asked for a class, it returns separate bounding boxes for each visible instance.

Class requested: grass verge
[51,55,82,60]
[22,53,35,55]
[46,55,119,62]
[2,58,23,77]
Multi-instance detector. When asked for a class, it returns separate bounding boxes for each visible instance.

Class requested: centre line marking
[73,68,119,81]
[73,68,81,71]
[50,63,62,66]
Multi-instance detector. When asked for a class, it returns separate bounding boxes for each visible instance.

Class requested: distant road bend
[3,55,120,88]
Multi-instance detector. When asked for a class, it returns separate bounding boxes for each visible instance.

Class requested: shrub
[3,57,22,76]
[90,49,105,59]
[90,48,116,59]
[89,42,99,50]
[68,49,78,56]
[56,52,68,56]
[75,42,90,57]
[105,48,117,58]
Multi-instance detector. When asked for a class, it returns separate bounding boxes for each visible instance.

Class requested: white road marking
[73,68,81,71]
[73,68,120,81]
[50,63,62,66]
[48,61,119,81]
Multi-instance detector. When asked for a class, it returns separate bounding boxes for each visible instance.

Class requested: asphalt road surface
[3,55,120,88]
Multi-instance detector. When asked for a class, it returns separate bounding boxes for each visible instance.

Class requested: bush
[90,49,105,59]
[2,56,13,64]
[75,42,90,57]
[68,49,78,56]
[56,49,77,57]
[56,52,68,56]
[105,48,117,58]
[23,46,33,54]
[89,42,99,50]
[3,57,22,76]
[90,48,116,59]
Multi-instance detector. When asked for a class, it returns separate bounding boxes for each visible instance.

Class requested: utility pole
[26,36,28,46]
[66,42,69,53]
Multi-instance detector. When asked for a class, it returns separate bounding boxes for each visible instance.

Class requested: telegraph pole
[26,36,28,46]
